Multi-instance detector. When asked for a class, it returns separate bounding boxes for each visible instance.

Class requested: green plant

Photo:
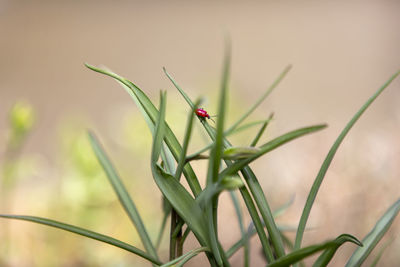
[1,50,399,266]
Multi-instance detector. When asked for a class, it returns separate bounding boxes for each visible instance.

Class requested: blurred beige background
[1,0,400,266]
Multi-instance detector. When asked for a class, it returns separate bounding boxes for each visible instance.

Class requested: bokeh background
[1,0,400,266]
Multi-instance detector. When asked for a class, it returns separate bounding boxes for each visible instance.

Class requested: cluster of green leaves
[1,52,399,266]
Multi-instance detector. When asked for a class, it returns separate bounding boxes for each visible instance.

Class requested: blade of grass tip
[250,113,274,147]
[345,198,400,267]
[268,234,362,267]
[225,65,291,134]
[88,131,158,261]
[150,91,216,265]
[160,247,210,267]
[230,190,250,267]
[0,214,162,265]
[294,70,400,253]
[85,63,202,197]
[163,67,195,110]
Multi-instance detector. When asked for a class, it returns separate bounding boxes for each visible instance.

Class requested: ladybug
[195,108,215,122]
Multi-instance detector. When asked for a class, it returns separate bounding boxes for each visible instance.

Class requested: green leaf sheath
[345,198,400,267]
[0,214,162,265]
[85,64,202,197]
[294,70,400,252]
[88,132,158,261]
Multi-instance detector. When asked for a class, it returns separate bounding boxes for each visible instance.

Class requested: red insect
[195,108,215,122]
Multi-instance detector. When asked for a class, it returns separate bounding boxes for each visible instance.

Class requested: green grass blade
[0,214,162,265]
[345,198,400,267]
[268,234,362,267]
[250,113,274,147]
[225,65,291,134]
[220,124,327,178]
[88,131,158,261]
[175,99,200,181]
[240,166,286,259]
[160,247,210,267]
[156,210,169,250]
[150,92,211,252]
[203,45,231,267]
[85,64,202,197]
[294,70,400,252]
[230,191,249,267]
[163,67,195,110]
[227,186,275,261]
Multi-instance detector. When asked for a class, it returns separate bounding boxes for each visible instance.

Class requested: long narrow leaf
[160,247,210,267]
[230,191,249,267]
[88,132,158,261]
[0,214,162,265]
[268,234,362,267]
[345,198,400,267]
[250,113,274,147]
[220,124,327,178]
[225,65,291,134]
[294,70,400,251]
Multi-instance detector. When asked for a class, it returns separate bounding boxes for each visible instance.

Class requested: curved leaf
[160,247,210,267]
[345,198,400,267]
[294,70,400,252]
[268,234,362,267]
[0,214,162,265]
[88,132,158,260]
[220,124,327,178]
